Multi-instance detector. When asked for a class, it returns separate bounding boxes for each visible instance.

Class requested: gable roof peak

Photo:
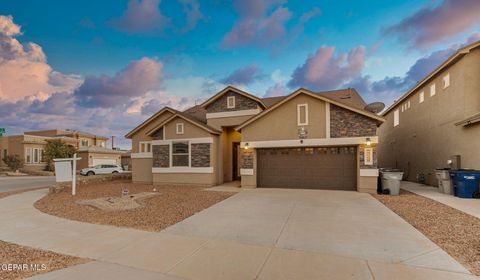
[200,85,266,109]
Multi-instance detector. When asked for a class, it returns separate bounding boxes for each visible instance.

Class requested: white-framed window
[33,148,39,163]
[98,141,105,148]
[176,123,184,134]
[80,139,89,147]
[297,104,309,125]
[139,141,151,153]
[227,96,235,109]
[394,109,399,127]
[443,73,450,89]
[430,83,436,96]
[407,100,411,109]
[25,148,32,163]
[401,105,404,112]
[419,91,424,103]
[364,148,373,165]
[172,141,189,167]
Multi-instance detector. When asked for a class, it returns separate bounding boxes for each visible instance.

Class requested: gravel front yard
[34,181,235,232]
[0,241,88,280]
[374,190,480,275]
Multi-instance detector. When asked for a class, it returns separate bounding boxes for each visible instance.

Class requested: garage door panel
[257,146,357,190]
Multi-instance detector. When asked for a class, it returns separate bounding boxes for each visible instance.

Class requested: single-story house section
[125,86,385,193]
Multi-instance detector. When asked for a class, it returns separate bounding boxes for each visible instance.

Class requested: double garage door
[257,146,357,190]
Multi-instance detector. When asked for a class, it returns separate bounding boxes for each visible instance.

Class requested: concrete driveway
[0,188,475,280]
[0,176,55,192]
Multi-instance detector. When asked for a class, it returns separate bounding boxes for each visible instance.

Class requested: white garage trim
[241,136,378,148]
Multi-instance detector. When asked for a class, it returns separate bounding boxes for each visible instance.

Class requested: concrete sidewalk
[0,188,476,280]
[402,181,480,219]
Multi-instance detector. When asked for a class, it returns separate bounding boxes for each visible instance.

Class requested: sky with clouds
[0,0,479,148]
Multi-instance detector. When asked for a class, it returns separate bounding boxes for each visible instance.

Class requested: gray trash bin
[435,169,452,195]
[381,171,404,195]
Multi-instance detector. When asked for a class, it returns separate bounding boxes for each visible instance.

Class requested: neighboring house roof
[200,86,267,109]
[125,107,177,138]
[236,88,385,131]
[382,40,480,116]
[145,109,222,136]
[317,88,367,110]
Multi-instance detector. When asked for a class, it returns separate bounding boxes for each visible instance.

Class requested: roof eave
[235,88,384,131]
[200,86,267,109]
[124,107,176,139]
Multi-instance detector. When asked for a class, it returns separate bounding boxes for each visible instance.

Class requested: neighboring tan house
[378,40,480,185]
[126,86,384,193]
[0,129,122,171]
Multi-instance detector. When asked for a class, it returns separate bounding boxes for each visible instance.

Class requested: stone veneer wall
[206,91,259,113]
[191,143,211,167]
[153,145,169,167]
[359,145,377,169]
[240,149,254,169]
[330,104,377,138]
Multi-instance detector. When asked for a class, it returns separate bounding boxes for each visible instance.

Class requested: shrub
[2,155,24,172]
[43,141,77,171]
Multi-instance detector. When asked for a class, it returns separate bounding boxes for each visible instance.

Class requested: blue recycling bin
[449,170,480,199]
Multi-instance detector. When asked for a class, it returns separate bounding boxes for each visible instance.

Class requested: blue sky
[0,0,479,147]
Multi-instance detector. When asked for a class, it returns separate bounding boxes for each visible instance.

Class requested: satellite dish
[364,102,385,114]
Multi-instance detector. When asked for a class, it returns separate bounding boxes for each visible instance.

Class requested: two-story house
[378,40,480,185]
[0,129,123,171]
[126,86,384,193]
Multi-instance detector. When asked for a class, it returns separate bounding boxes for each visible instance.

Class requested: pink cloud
[221,0,292,48]
[111,0,170,34]
[0,15,82,102]
[220,64,264,86]
[384,0,480,48]
[288,45,366,90]
[264,82,287,97]
[74,57,163,108]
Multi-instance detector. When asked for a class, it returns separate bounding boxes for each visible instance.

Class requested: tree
[43,141,77,171]
[2,155,24,172]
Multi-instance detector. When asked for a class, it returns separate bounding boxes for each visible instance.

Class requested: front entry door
[232,142,240,181]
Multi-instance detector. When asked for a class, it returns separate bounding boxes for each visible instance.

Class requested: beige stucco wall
[241,94,326,141]
[129,111,174,183]
[207,115,254,130]
[131,111,174,153]
[378,47,480,185]
[164,117,212,139]
[357,177,377,194]
[132,158,153,183]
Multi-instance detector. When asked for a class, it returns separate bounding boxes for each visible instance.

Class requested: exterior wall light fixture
[244,143,249,150]
[366,137,371,146]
